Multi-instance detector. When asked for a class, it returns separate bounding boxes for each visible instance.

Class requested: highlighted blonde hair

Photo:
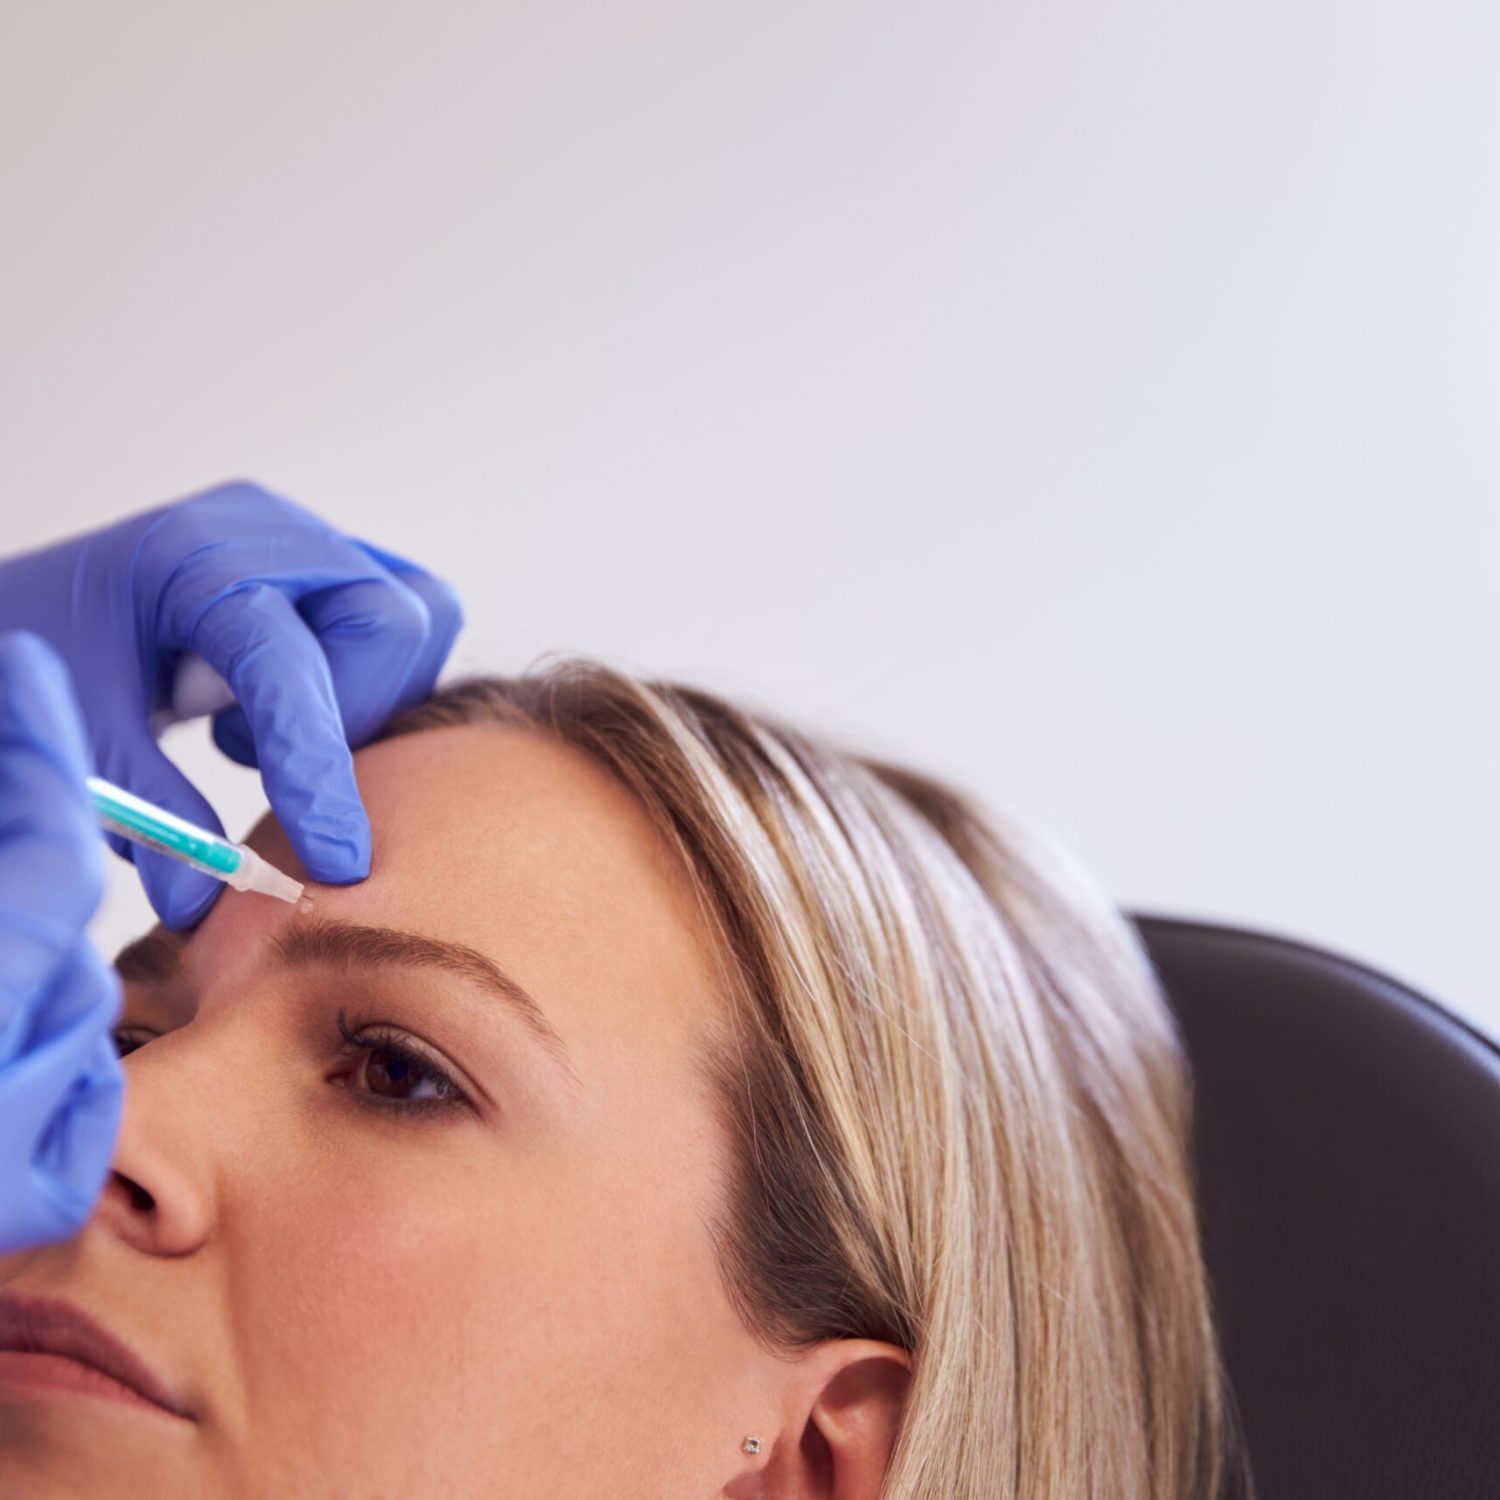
[382,662,1253,1499]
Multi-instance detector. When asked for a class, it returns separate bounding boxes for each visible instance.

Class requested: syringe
[86,776,307,907]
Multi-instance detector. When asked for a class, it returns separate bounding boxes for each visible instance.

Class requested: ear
[725,1340,912,1500]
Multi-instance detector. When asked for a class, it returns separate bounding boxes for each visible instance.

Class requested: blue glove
[0,632,124,1256]
[0,481,464,929]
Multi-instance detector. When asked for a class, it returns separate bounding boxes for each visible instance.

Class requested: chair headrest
[1129,913,1500,1500]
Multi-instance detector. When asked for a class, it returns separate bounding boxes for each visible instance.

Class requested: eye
[110,1013,472,1121]
[332,1008,471,1118]
[113,1029,152,1060]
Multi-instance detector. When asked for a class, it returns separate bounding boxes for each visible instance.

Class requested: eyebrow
[113,920,578,1085]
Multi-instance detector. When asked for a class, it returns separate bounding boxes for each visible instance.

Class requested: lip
[0,1292,193,1420]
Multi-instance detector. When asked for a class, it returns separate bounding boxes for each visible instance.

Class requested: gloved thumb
[102,728,230,931]
[0,631,102,1038]
[0,948,123,1253]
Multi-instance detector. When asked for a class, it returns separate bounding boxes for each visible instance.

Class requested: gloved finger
[0,944,123,1254]
[209,703,258,767]
[350,540,465,716]
[0,632,103,1032]
[98,725,229,931]
[217,563,463,760]
[188,584,370,885]
[296,570,432,748]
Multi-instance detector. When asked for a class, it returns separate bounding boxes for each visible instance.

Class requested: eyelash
[332,1007,470,1120]
[111,1009,471,1122]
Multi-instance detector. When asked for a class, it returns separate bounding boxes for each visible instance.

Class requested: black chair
[1125,913,1500,1500]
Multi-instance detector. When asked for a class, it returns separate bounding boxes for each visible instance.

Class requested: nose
[91,1045,216,1256]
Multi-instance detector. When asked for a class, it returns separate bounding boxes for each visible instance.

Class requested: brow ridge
[112,919,577,1086]
[272,918,574,1073]
[112,932,183,985]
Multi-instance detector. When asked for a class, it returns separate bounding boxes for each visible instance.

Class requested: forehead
[236,722,728,1097]
[299,723,688,931]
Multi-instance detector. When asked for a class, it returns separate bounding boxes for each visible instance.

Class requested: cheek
[219,1164,526,1490]
[223,1095,743,1476]
[235,1142,642,1422]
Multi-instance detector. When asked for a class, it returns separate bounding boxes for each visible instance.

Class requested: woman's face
[0,724,796,1497]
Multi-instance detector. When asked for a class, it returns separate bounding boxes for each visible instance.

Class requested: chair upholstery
[1127,913,1500,1500]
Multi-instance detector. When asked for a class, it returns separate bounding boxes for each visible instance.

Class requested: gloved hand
[0,632,124,1256]
[0,481,464,929]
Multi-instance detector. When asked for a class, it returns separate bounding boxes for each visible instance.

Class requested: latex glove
[0,632,124,1256]
[0,481,464,929]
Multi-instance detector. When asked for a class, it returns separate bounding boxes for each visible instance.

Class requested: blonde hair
[381,661,1253,1499]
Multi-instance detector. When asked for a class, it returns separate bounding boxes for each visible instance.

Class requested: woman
[2,659,1253,1497]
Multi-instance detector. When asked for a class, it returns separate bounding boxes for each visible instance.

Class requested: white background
[3,2,1496,1038]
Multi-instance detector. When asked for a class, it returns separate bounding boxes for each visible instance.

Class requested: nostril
[112,1174,155,1213]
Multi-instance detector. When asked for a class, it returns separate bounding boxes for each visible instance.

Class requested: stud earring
[742,1436,762,1456]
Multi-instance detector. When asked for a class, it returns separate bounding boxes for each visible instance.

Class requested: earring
[742,1436,762,1456]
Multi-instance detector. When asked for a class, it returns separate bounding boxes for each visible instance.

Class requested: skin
[0,723,909,1498]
